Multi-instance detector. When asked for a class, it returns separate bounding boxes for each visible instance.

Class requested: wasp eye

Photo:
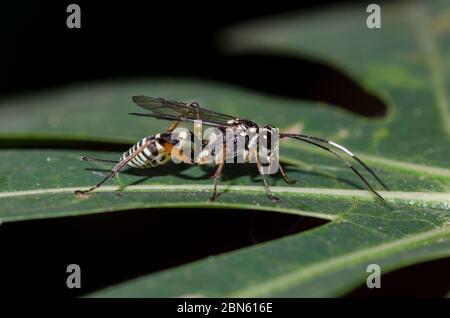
[189,102,200,108]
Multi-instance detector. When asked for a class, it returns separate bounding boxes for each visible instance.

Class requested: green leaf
[1,149,448,223]
[220,0,450,170]
[1,0,450,297]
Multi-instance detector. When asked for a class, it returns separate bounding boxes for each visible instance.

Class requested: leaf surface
[0,0,449,297]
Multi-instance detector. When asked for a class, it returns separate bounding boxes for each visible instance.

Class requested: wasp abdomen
[121,137,170,168]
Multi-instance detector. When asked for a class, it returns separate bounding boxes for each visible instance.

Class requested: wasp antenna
[320,139,389,191]
[339,148,389,191]
[282,134,386,202]
[281,133,389,191]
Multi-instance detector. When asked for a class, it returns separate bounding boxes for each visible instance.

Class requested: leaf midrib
[2,184,449,203]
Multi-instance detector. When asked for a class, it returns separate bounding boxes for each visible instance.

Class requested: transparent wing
[132,96,238,127]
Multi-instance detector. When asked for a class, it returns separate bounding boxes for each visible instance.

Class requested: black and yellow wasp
[75,96,388,201]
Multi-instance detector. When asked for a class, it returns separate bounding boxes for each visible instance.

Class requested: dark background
[0,0,449,298]
[1,1,337,94]
[0,0,387,116]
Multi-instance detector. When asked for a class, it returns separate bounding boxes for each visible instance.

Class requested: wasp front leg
[278,164,297,185]
[255,152,280,202]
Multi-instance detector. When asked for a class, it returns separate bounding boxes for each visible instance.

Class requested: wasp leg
[81,156,119,164]
[75,139,152,196]
[256,155,279,202]
[166,120,181,133]
[75,170,118,196]
[210,162,224,201]
[279,164,297,185]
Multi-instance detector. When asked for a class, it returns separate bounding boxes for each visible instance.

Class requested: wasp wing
[132,96,237,128]
[128,112,229,129]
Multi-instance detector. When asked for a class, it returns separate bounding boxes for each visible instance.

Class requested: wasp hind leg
[75,157,121,195]
[81,156,119,164]
[75,170,118,196]
[75,139,152,196]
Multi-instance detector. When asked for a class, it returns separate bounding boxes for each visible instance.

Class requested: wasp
[75,96,389,202]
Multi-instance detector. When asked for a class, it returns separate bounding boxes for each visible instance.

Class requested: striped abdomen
[121,136,170,168]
